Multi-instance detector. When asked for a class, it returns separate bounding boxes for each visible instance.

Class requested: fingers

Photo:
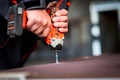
[53,21,68,33]
[52,16,68,22]
[58,27,68,32]
[28,22,50,37]
[53,22,68,28]
[27,18,49,32]
[27,20,51,37]
[55,9,68,16]
[52,9,68,22]
[52,9,68,33]
[27,19,42,31]
[26,10,51,37]
[38,26,50,37]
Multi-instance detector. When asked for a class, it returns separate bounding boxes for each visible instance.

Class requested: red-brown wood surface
[4,54,120,79]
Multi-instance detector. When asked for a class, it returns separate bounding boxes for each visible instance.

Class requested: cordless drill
[45,0,64,63]
[7,0,64,63]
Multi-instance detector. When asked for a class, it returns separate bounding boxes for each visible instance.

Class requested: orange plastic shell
[22,10,27,28]
[45,0,64,45]
[11,0,17,4]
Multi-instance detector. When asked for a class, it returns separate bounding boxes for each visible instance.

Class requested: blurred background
[25,0,120,66]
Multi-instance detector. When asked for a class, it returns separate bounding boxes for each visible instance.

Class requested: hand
[26,9,51,37]
[52,9,68,33]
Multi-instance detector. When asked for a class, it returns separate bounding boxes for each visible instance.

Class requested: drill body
[45,0,64,52]
[46,0,64,63]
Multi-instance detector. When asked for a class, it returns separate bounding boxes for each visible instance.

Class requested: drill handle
[45,0,64,47]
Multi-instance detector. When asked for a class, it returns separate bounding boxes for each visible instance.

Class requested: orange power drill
[45,0,64,63]
[7,0,65,63]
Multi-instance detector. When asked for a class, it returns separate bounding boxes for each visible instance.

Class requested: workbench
[1,54,120,80]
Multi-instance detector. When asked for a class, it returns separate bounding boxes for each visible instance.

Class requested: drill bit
[55,51,59,64]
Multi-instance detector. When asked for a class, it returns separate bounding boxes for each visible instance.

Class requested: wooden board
[2,54,120,79]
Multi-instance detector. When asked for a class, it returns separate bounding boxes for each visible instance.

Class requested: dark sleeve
[0,15,9,47]
[18,0,71,10]
[18,0,53,10]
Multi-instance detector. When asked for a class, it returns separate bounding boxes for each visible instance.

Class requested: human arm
[19,0,69,37]
[0,0,70,46]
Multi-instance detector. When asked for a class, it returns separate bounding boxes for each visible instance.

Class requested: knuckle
[42,19,49,26]
[62,16,68,21]
[27,21,32,28]
[65,16,68,20]
[63,9,68,15]
[37,18,42,23]
[66,28,68,32]
[48,21,51,27]
[39,33,47,37]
